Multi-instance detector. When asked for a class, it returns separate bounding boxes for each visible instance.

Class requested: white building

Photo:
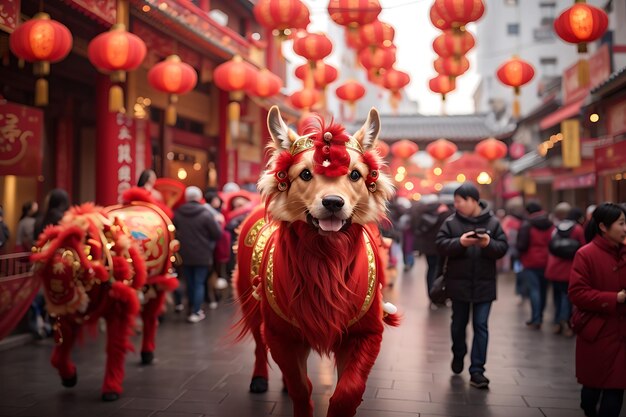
[473,0,608,118]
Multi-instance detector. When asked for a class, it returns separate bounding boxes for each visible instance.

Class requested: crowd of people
[390,183,626,417]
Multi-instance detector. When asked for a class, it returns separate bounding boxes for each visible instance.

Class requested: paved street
[0,256,620,417]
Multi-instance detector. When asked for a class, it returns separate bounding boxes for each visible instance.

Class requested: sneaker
[208,301,218,310]
[470,373,490,389]
[215,277,229,290]
[525,321,541,330]
[187,311,206,323]
[175,304,184,313]
[451,356,464,374]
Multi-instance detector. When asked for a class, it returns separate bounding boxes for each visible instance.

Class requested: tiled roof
[590,65,626,95]
[347,114,515,143]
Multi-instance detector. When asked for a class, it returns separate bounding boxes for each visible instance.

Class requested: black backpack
[549,220,580,260]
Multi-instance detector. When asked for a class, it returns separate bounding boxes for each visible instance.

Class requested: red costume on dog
[235,106,398,417]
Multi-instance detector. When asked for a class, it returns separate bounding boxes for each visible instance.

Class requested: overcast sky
[300,0,480,115]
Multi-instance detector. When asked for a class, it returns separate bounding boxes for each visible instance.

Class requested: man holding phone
[436,183,508,389]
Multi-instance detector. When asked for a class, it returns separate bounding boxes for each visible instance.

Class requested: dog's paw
[141,351,154,365]
[250,376,268,393]
[61,373,77,388]
[101,392,120,402]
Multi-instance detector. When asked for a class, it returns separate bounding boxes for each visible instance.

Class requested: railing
[0,252,33,280]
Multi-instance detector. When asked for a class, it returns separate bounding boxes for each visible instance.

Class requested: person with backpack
[545,205,586,337]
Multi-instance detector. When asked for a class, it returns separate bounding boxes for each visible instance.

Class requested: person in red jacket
[517,201,554,329]
[545,206,586,336]
[569,203,626,417]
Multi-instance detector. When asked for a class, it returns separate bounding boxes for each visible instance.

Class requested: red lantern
[336,80,366,105]
[253,0,310,38]
[375,141,390,158]
[9,13,72,106]
[432,29,475,58]
[391,140,419,159]
[359,20,395,50]
[358,46,396,72]
[430,5,452,31]
[432,0,485,29]
[328,0,381,29]
[249,68,283,98]
[290,88,320,109]
[148,55,197,126]
[496,56,534,118]
[554,2,608,53]
[475,138,507,161]
[429,75,456,100]
[293,32,333,62]
[345,28,365,50]
[382,69,410,92]
[426,138,457,161]
[88,25,147,112]
[214,55,257,138]
[295,62,338,89]
[434,56,470,78]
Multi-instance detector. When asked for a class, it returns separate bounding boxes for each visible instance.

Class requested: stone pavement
[0,257,622,417]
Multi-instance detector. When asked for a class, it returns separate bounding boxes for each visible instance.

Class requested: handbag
[429,257,448,305]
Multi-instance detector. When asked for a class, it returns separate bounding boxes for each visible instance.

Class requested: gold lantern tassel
[512,86,521,119]
[228,101,240,141]
[165,94,178,126]
[35,78,48,106]
[109,84,124,113]
[577,58,590,87]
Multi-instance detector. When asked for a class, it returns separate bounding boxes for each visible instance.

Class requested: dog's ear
[267,105,299,151]
[352,107,381,151]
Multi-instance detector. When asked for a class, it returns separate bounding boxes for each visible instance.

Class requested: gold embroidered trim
[244,218,266,248]
[289,135,364,156]
[260,230,377,328]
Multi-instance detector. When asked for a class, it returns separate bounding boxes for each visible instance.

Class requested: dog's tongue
[318,217,344,232]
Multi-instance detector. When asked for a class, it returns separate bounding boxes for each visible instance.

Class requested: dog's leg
[249,323,270,393]
[50,318,79,387]
[327,333,383,417]
[140,289,166,365]
[266,332,313,417]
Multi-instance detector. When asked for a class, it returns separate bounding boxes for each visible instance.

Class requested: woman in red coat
[569,203,626,417]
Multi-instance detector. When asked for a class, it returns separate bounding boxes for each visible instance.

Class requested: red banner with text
[0,0,20,33]
[0,100,43,176]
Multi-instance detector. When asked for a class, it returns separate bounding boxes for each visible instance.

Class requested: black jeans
[451,301,492,375]
[425,254,439,297]
[581,386,624,417]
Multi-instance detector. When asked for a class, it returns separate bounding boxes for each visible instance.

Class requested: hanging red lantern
[432,0,485,30]
[88,25,146,112]
[148,55,197,126]
[293,32,333,62]
[554,2,608,53]
[432,29,475,58]
[249,68,283,98]
[375,141,390,158]
[336,80,366,105]
[382,69,410,92]
[496,56,534,118]
[345,28,365,50]
[426,138,457,161]
[429,75,456,100]
[295,61,338,89]
[290,88,320,109]
[475,137,508,161]
[434,56,470,78]
[328,0,381,30]
[9,13,73,106]
[430,5,452,31]
[358,45,396,72]
[214,55,257,139]
[359,20,395,50]
[391,139,419,159]
[253,0,310,39]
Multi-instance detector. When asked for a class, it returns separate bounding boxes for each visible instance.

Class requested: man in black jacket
[436,183,508,389]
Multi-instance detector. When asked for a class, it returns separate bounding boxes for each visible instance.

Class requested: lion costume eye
[349,169,362,182]
[299,169,313,181]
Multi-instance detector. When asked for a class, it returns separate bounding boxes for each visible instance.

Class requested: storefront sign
[553,173,596,190]
[561,119,581,168]
[608,99,626,136]
[0,100,43,176]
[563,44,611,104]
[0,0,20,33]
[595,140,626,175]
[67,0,116,25]
[115,113,136,200]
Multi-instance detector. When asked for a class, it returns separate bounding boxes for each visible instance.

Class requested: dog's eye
[299,169,313,181]
[349,170,362,182]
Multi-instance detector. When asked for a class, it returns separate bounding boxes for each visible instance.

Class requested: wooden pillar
[95,74,120,206]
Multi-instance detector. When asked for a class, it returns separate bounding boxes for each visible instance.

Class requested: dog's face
[258,106,394,234]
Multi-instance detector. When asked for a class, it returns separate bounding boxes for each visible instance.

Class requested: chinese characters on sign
[0,100,43,176]
[115,113,136,201]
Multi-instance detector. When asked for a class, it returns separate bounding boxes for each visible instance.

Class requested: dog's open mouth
[307,213,351,232]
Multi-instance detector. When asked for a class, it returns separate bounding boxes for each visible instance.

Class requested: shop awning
[539,98,585,130]
[509,150,545,175]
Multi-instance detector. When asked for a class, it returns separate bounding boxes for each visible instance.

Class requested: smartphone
[468,228,487,239]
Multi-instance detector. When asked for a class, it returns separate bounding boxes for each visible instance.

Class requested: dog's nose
[322,195,345,213]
